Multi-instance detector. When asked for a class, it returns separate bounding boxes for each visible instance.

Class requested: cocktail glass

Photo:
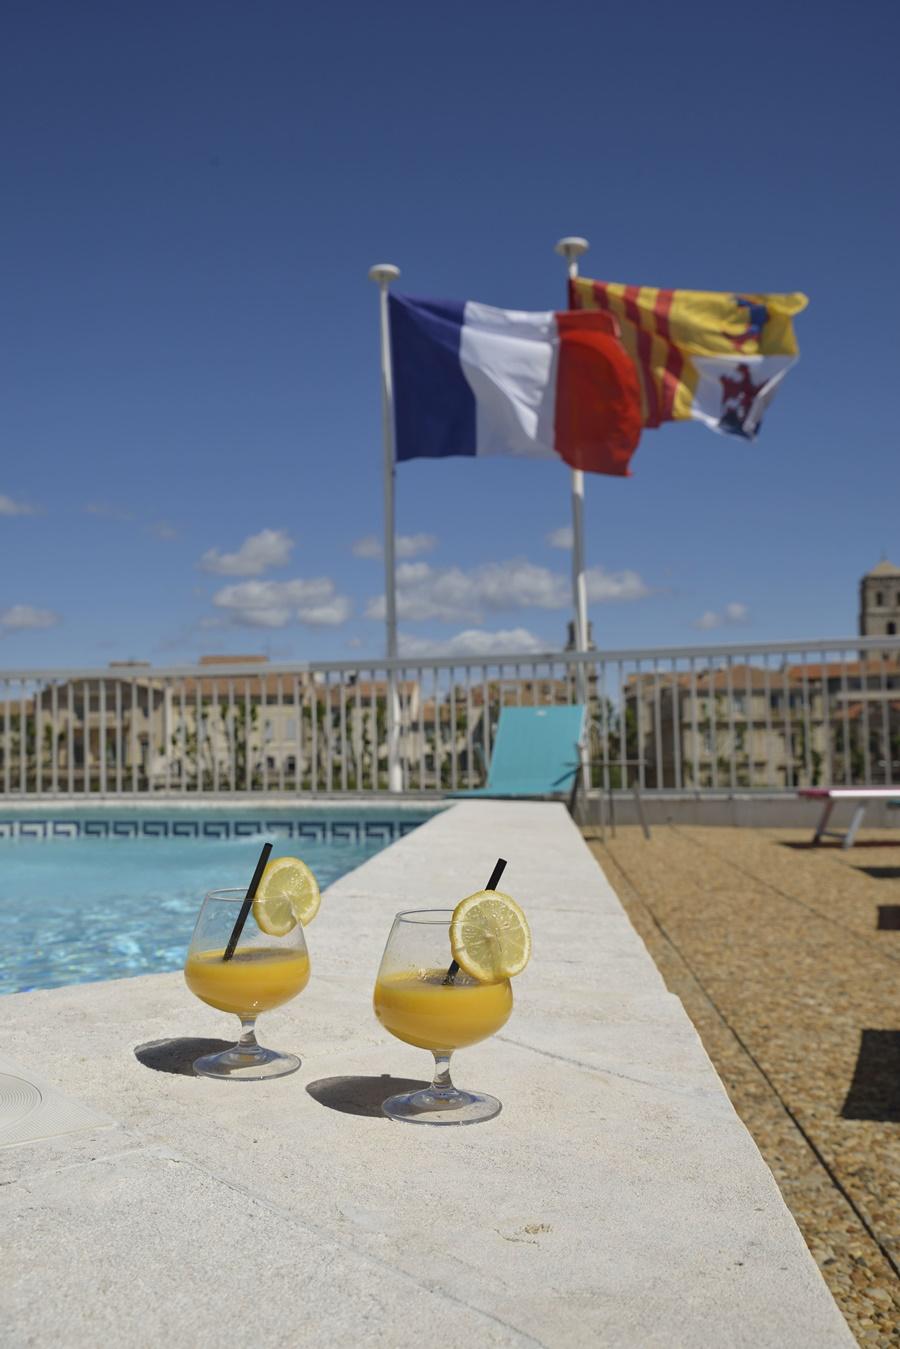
[184,887,310,1080]
[373,908,512,1124]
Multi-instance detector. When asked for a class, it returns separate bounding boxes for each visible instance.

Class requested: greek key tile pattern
[0,817,427,842]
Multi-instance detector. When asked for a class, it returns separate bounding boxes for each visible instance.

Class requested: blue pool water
[0,808,438,995]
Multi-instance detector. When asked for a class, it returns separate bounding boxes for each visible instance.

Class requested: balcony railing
[1,634,899,798]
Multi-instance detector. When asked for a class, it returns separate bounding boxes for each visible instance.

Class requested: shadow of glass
[134,1037,233,1076]
[841,1030,900,1122]
[306,1074,429,1118]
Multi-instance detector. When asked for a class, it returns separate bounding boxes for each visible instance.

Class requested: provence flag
[389,295,642,476]
[569,279,808,440]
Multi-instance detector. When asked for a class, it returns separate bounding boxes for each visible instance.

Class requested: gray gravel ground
[585,824,900,1348]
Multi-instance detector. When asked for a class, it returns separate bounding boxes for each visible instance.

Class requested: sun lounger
[449,705,585,810]
[798,787,900,849]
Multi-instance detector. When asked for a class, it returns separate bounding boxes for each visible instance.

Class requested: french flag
[389,295,642,476]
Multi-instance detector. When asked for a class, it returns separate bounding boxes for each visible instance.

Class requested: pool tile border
[0,817,426,842]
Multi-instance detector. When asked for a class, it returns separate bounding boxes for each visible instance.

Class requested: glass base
[193,1044,301,1081]
[382,1084,502,1125]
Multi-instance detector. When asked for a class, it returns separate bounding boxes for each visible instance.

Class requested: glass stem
[238,1018,260,1052]
[431,1052,455,1096]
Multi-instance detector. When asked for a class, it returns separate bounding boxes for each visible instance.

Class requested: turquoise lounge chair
[450,705,586,806]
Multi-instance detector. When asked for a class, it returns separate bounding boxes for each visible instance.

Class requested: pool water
[0,809,436,994]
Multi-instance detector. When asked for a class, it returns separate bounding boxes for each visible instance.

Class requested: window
[266,755,275,771]
[888,622,897,636]
[876,590,884,606]
[286,718,297,741]
[264,719,273,742]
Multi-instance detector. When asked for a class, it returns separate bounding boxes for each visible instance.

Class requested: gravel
[585,824,900,1348]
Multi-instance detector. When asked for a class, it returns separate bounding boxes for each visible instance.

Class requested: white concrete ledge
[0,802,852,1347]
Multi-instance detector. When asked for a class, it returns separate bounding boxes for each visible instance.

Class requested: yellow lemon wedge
[252,856,321,937]
[449,890,531,983]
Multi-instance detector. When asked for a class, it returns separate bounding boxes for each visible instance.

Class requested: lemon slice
[252,856,321,936]
[449,890,531,983]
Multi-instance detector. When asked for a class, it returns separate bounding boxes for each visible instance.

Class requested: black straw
[223,842,273,961]
[443,857,507,985]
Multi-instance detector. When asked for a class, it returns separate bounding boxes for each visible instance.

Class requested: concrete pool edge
[0,801,853,1347]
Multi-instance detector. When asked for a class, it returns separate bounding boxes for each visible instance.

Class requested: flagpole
[369,262,403,792]
[554,238,591,793]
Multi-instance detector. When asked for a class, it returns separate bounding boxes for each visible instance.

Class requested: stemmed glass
[373,909,512,1125]
[184,888,310,1080]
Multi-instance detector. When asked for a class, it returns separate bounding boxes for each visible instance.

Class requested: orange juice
[373,968,512,1053]
[184,947,310,1016]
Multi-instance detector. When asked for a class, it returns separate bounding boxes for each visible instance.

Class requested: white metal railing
[1,635,899,799]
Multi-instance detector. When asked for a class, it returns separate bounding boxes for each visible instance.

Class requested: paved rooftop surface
[1,803,853,1347]
[587,824,900,1348]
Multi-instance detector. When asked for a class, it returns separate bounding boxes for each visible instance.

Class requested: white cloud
[546,525,573,549]
[150,521,178,541]
[200,528,293,577]
[367,559,649,623]
[0,494,37,517]
[397,533,437,559]
[353,533,437,560]
[0,604,60,631]
[398,627,547,658]
[585,568,649,603]
[694,601,749,631]
[352,535,382,559]
[212,577,351,628]
[85,501,133,521]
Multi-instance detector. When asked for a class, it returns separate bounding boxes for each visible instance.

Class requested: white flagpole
[554,237,591,737]
[368,262,403,792]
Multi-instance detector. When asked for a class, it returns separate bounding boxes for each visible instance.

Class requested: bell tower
[859,559,900,652]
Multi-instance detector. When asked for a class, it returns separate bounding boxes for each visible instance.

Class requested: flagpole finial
[554,237,589,263]
[369,263,400,285]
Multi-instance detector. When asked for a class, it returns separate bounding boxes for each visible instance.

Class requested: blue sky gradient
[2,0,898,667]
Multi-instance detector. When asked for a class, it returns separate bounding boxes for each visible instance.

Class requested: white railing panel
[1,638,898,798]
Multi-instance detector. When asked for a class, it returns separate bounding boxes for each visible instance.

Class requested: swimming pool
[0,806,440,995]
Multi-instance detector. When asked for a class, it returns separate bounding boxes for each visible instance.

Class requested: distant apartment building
[18,656,424,793]
[624,560,900,789]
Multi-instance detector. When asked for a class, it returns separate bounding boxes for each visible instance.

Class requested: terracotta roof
[198,654,269,665]
[182,674,306,698]
[626,665,771,692]
[788,659,900,681]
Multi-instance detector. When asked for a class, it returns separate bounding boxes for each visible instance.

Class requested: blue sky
[2,0,898,668]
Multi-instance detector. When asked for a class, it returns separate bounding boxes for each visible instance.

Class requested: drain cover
[0,1056,115,1148]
